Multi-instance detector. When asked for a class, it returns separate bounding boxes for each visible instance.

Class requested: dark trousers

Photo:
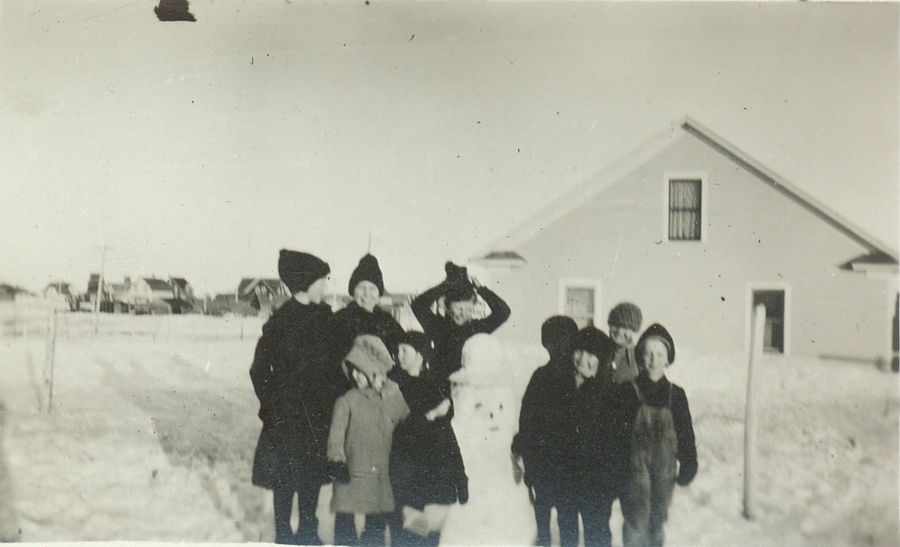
[335,512,390,546]
[532,488,579,547]
[273,486,321,545]
[577,487,616,547]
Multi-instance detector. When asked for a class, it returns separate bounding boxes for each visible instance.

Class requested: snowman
[439,334,537,546]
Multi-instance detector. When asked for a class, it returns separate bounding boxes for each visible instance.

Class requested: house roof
[45,282,72,295]
[143,278,173,291]
[238,278,286,297]
[475,116,898,264]
[170,278,189,289]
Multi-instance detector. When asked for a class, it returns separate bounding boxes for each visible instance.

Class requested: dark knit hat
[444,282,477,305]
[541,316,579,350]
[348,254,385,296]
[342,334,394,380]
[278,249,330,294]
[636,323,676,365]
[398,330,434,364]
[608,302,643,332]
[571,326,615,363]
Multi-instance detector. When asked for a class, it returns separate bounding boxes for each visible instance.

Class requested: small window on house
[668,179,702,241]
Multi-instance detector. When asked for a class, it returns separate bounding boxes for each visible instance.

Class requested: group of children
[249,248,696,547]
[514,303,697,547]
[250,250,507,546]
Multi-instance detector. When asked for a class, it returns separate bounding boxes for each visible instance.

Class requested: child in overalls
[619,324,697,547]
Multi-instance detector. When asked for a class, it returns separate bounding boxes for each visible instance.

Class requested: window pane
[668,179,702,240]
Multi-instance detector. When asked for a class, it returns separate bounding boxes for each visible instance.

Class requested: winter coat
[574,376,632,494]
[389,368,468,510]
[328,380,410,514]
[250,299,346,490]
[512,357,580,497]
[328,301,406,363]
[618,374,698,486]
[411,283,511,382]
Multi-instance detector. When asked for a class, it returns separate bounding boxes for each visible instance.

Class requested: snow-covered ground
[0,303,897,545]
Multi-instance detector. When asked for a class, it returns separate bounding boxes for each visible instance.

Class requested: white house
[473,117,898,366]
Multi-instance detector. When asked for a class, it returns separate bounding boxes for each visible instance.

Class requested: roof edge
[682,116,898,262]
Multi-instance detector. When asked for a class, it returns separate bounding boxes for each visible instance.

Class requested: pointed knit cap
[348,254,385,296]
[278,249,330,294]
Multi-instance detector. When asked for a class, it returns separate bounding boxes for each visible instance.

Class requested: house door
[752,290,785,353]
[566,287,595,329]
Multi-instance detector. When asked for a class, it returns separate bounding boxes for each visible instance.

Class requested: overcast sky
[1,0,897,295]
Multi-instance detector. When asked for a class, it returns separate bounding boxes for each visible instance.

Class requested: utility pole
[93,243,111,334]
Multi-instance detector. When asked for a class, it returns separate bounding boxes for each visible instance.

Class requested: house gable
[477,117,897,361]
[477,116,897,264]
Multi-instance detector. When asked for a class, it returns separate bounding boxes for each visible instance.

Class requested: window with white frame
[668,178,702,241]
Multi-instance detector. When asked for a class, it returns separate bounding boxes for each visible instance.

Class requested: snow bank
[0,310,895,545]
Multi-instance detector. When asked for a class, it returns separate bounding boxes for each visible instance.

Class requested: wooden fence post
[43,310,58,413]
[743,303,766,519]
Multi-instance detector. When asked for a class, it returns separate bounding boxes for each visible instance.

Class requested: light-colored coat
[328,380,410,514]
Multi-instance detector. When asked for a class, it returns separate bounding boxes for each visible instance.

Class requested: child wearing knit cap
[411,262,511,382]
[617,324,698,547]
[607,302,644,384]
[327,335,410,546]
[250,249,340,545]
[329,254,405,367]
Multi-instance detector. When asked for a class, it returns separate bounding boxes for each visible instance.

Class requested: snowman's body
[439,335,537,546]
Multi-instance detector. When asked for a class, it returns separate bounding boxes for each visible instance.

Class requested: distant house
[170,277,195,301]
[237,278,290,317]
[0,284,22,302]
[44,282,77,311]
[128,278,175,314]
[474,117,898,365]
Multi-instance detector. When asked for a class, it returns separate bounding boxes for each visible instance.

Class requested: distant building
[474,117,898,365]
[237,278,290,317]
[44,282,77,311]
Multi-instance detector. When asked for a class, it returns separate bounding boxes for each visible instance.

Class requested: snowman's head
[454,385,518,437]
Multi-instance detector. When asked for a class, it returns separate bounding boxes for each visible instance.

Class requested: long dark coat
[389,369,468,510]
[328,301,406,363]
[575,377,632,494]
[249,298,346,490]
[512,358,580,500]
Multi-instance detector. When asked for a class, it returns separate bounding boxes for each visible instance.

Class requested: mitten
[456,479,469,505]
[676,459,697,486]
[326,461,350,484]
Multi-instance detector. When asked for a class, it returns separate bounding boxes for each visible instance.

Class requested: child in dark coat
[388,331,468,547]
[327,335,410,546]
[569,326,623,547]
[618,324,697,547]
[250,250,340,545]
[411,262,511,382]
[328,254,406,365]
[512,316,580,547]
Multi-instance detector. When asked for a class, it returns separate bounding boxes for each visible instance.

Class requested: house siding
[490,133,892,362]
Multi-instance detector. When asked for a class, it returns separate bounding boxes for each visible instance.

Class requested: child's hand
[511,453,524,484]
[425,399,451,421]
[326,461,350,484]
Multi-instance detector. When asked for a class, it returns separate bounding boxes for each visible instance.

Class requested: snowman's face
[455,387,517,434]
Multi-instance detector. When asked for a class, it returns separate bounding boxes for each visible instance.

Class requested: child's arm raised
[471,284,511,333]
[410,281,450,333]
